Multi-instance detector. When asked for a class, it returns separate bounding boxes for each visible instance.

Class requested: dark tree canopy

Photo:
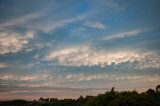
[156,85,160,92]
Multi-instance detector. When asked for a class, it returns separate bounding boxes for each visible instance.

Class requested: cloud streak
[30,13,89,33]
[0,12,43,29]
[0,73,51,82]
[103,30,146,40]
[84,21,107,29]
[64,73,160,84]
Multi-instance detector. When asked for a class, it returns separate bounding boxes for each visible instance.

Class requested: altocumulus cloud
[0,73,159,92]
[0,31,36,54]
[64,73,160,84]
[45,45,160,69]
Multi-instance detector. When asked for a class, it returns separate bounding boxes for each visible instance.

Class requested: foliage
[0,85,160,106]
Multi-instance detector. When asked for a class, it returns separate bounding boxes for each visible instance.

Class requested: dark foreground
[0,86,160,106]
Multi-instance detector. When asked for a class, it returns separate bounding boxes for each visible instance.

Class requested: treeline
[0,85,160,106]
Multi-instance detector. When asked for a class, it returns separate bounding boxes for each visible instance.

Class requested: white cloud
[0,31,36,54]
[135,52,160,69]
[103,30,145,40]
[1,72,159,87]
[45,45,160,69]
[65,73,110,81]
[0,73,51,82]
[84,21,107,29]
[63,73,160,83]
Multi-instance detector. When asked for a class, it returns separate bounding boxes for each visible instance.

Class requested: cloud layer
[45,46,160,69]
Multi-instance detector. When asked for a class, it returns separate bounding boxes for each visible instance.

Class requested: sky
[0,0,160,100]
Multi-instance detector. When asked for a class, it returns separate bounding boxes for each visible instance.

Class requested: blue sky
[0,0,160,100]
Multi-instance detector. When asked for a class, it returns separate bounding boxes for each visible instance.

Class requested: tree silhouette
[146,88,155,94]
[156,85,160,92]
[111,87,115,92]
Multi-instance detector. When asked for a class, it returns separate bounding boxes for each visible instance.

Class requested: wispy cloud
[92,0,125,13]
[36,18,76,33]
[30,13,90,33]
[0,12,43,29]
[84,21,107,30]
[103,30,145,40]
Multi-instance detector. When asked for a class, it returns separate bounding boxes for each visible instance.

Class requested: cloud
[64,73,160,83]
[0,31,36,54]
[103,30,146,40]
[0,12,43,29]
[30,13,89,33]
[45,45,160,69]
[39,18,76,33]
[0,10,79,33]
[1,73,159,95]
[84,21,107,29]
[0,9,89,33]
[0,73,51,82]
[135,51,160,69]
[91,0,125,13]
[2,72,158,85]
[65,73,110,81]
